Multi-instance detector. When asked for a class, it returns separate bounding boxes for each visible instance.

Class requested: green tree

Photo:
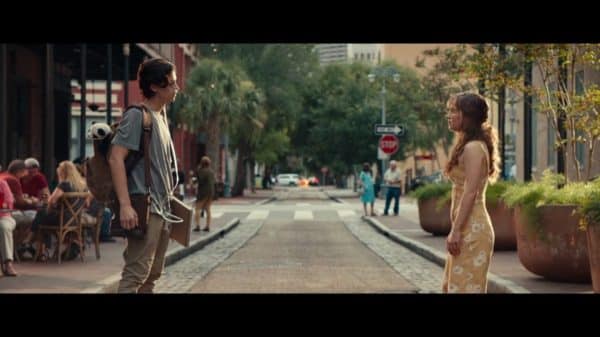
[517,44,600,181]
[228,80,266,196]
[200,44,320,175]
[444,44,600,182]
[178,58,244,179]
[298,61,432,183]
[416,45,474,166]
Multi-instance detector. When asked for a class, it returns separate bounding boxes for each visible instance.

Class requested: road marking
[294,211,314,220]
[246,210,269,220]
[296,203,311,207]
[337,210,356,218]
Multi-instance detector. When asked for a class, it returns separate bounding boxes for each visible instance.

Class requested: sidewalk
[208,188,276,205]
[324,188,593,293]
[0,192,273,293]
[365,196,593,293]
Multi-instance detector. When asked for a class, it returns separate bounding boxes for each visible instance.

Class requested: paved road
[153,187,444,293]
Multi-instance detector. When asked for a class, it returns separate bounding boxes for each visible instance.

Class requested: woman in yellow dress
[442,92,500,293]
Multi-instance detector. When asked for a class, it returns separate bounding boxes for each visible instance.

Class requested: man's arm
[37,175,50,200]
[8,179,36,209]
[108,107,146,230]
[108,144,138,229]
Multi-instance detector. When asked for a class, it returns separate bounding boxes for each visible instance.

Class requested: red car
[308,176,320,186]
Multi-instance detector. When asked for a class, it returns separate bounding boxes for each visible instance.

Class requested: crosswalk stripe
[294,211,313,220]
[296,203,311,207]
[246,210,269,220]
[337,210,356,218]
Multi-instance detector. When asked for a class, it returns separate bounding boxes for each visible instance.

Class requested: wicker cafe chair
[35,192,89,264]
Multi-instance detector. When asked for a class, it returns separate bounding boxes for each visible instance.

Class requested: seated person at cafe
[0,159,41,213]
[21,157,50,201]
[0,160,40,251]
[21,161,87,260]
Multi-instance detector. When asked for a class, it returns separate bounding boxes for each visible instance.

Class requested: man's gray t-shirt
[112,106,175,215]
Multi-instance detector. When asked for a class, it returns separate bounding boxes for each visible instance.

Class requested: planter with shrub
[410,182,452,235]
[486,180,517,250]
[576,178,600,292]
[503,171,590,283]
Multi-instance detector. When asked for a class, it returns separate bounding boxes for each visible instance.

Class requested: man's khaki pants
[118,213,170,293]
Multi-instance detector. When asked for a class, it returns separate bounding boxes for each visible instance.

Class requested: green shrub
[411,179,516,213]
[409,182,452,201]
[409,182,452,211]
[576,178,600,229]
[486,180,514,207]
[502,169,586,240]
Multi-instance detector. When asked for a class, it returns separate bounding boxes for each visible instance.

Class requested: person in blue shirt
[358,162,376,216]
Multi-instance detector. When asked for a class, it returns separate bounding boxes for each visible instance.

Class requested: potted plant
[409,182,452,235]
[486,180,517,250]
[576,178,600,292]
[503,170,590,283]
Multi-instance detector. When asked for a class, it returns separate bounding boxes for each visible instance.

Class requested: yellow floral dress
[442,140,495,293]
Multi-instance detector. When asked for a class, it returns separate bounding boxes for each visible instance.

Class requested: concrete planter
[417,198,452,236]
[514,205,590,283]
[586,224,600,293]
[487,201,516,250]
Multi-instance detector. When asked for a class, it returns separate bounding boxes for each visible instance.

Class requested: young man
[109,58,179,293]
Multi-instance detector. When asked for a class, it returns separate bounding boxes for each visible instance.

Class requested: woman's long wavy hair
[444,92,500,183]
[57,161,87,192]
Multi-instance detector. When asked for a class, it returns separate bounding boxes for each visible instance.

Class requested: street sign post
[374,124,405,136]
[379,134,399,155]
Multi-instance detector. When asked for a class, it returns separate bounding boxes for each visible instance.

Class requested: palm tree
[181,59,242,180]
[229,81,266,196]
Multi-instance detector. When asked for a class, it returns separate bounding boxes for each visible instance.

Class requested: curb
[323,191,351,204]
[362,216,531,294]
[81,217,241,294]
[254,196,276,205]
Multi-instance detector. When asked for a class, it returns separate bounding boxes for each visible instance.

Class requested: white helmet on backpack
[87,121,112,140]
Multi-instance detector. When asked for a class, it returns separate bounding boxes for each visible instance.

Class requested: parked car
[276,174,299,186]
[308,176,320,186]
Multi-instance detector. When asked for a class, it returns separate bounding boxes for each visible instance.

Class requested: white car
[276,174,299,186]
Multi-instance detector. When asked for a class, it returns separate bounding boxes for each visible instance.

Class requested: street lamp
[368,66,400,182]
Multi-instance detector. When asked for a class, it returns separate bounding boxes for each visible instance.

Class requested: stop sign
[379,134,399,155]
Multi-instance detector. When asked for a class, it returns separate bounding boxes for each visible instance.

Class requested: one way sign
[374,124,405,136]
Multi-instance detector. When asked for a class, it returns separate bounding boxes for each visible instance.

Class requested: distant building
[315,44,383,66]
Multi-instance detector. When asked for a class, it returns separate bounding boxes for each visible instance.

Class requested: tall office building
[315,44,383,66]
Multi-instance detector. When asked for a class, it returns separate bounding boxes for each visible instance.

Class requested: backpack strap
[141,111,152,194]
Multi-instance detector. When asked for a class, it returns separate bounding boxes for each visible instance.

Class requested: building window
[367,54,371,60]
[354,53,358,60]
[360,53,364,60]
